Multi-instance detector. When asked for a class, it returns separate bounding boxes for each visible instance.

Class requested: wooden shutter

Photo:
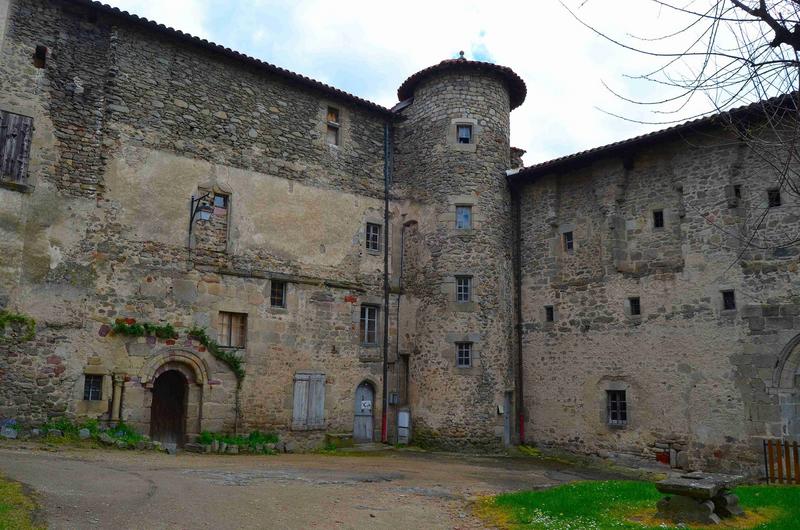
[291,372,325,430]
[0,111,33,183]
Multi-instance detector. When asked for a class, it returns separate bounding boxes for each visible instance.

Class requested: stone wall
[518,128,800,474]
[392,68,516,450]
[0,0,395,445]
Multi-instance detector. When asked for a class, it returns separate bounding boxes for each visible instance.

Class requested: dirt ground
[0,445,619,529]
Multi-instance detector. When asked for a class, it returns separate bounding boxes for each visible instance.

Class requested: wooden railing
[763,439,800,484]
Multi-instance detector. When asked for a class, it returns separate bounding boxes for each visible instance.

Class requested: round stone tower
[392,57,526,450]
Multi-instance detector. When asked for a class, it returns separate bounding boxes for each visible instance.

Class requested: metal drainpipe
[381,122,390,443]
[511,182,525,444]
[395,219,416,437]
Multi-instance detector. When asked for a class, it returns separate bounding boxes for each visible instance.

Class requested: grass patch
[0,475,42,530]
[475,480,800,529]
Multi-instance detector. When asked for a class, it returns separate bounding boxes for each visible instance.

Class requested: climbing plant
[112,319,177,339]
[0,310,35,342]
[187,325,245,381]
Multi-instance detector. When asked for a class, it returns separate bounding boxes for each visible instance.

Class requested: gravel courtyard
[0,446,620,529]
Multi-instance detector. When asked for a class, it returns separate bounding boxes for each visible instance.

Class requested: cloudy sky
[102,0,721,165]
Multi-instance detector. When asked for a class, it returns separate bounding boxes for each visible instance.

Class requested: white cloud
[102,0,736,165]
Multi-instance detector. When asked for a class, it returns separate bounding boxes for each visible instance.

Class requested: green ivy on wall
[0,310,35,342]
[187,325,245,381]
[111,319,177,339]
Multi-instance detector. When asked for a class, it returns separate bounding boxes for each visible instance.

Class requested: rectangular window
[563,231,574,252]
[455,205,472,229]
[653,210,664,229]
[456,124,472,144]
[456,276,472,302]
[292,372,325,430]
[218,311,247,348]
[629,297,641,316]
[607,390,627,426]
[722,290,736,311]
[270,281,286,308]
[545,305,555,322]
[734,185,742,200]
[213,194,228,209]
[456,342,472,367]
[366,222,381,252]
[0,110,34,183]
[83,374,103,401]
[768,188,781,208]
[326,107,340,146]
[360,305,379,345]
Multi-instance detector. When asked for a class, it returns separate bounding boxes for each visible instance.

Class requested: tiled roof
[397,58,527,110]
[509,93,797,182]
[70,0,395,116]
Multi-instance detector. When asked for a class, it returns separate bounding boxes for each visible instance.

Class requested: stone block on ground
[284,441,296,453]
[135,441,147,450]
[184,442,203,453]
[713,493,744,517]
[47,429,63,438]
[226,444,239,454]
[1,426,18,439]
[78,428,91,439]
[99,432,114,445]
[657,495,721,525]
[30,429,41,438]
[275,441,286,453]
[164,443,177,455]
[115,439,128,449]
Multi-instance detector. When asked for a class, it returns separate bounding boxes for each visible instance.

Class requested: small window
[607,390,627,426]
[270,281,286,308]
[563,231,574,252]
[733,185,742,200]
[213,194,228,209]
[653,210,664,229]
[366,222,381,252]
[722,290,736,311]
[455,205,472,230]
[218,311,247,348]
[33,45,47,69]
[456,276,472,302]
[456,342,472,367]
[628,297,641,316]
[360,305,379,345]
[83,374,103,401]
[456,125,472,144]
[768,188,781,208]
[326,107,340,146]
[545,305,554,322]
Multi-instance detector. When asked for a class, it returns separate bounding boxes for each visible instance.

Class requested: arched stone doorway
[151,370,187,446]
[354,381,375,443]
[773,334,800,439]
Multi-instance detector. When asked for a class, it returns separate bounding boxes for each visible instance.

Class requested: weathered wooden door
[150,370,187,447]
[353,382,374,443]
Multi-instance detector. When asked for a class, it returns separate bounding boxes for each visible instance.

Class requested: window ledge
[607,423,628,430]
[0,180,33,193]
[366,249,382,256]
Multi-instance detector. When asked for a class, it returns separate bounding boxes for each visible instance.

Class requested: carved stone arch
[772,333,800,390]
[140,348,210,388]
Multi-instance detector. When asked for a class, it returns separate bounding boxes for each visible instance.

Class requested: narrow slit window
[83,374,103,401]
[653,210,664,229]
[33,45,47,68]
[768,188,781,208]
[218,311,247,348]
[629,297,641,316]
[607,390,628,426]
[366,222,381,252]
[360,305,379,345]
[326,107,340,146]
[456,276,472,302]
[456,125,472,144]
[722,290,736,311]
[545,305,554,322]
[563,231,574,252]
[456,342,472,367]
[270,281,287,308]
[455,205,472,230]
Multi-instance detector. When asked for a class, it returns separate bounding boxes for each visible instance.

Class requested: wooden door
[353,382,374,443]
[150,370,187,446]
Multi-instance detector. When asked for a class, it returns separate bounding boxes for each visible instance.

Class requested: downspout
[511,181,525,444]
[381,121,390,443]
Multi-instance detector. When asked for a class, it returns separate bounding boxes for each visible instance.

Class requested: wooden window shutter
[291,372,325,430]
[291,374,310,429]
[0,110,34,183]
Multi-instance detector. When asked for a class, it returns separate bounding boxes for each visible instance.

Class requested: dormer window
[326,107,340,146]
[457,125,472,144]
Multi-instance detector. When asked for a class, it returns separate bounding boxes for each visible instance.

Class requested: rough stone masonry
[0,0,798,472]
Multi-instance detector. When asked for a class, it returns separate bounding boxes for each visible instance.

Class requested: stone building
[0,0,798,472]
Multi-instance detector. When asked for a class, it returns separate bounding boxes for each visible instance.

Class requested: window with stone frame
[456,124,473,144]
[545,305,555,322]
[562,231,574,252]
[455,275,472,302]
[218,311,247,348]
[83,374,103,401]
[326,106,340,146]
[270,280,287,308]
[722,290,736,311]
[628,297,641,316]
[360,305,379,345]
[0,110,34,184]
[365,222,381,252]
[768,188,782,208]
[653,209,664,229]
[456,342,472,367]
[606,389,627,426]
[455,205,472,230]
